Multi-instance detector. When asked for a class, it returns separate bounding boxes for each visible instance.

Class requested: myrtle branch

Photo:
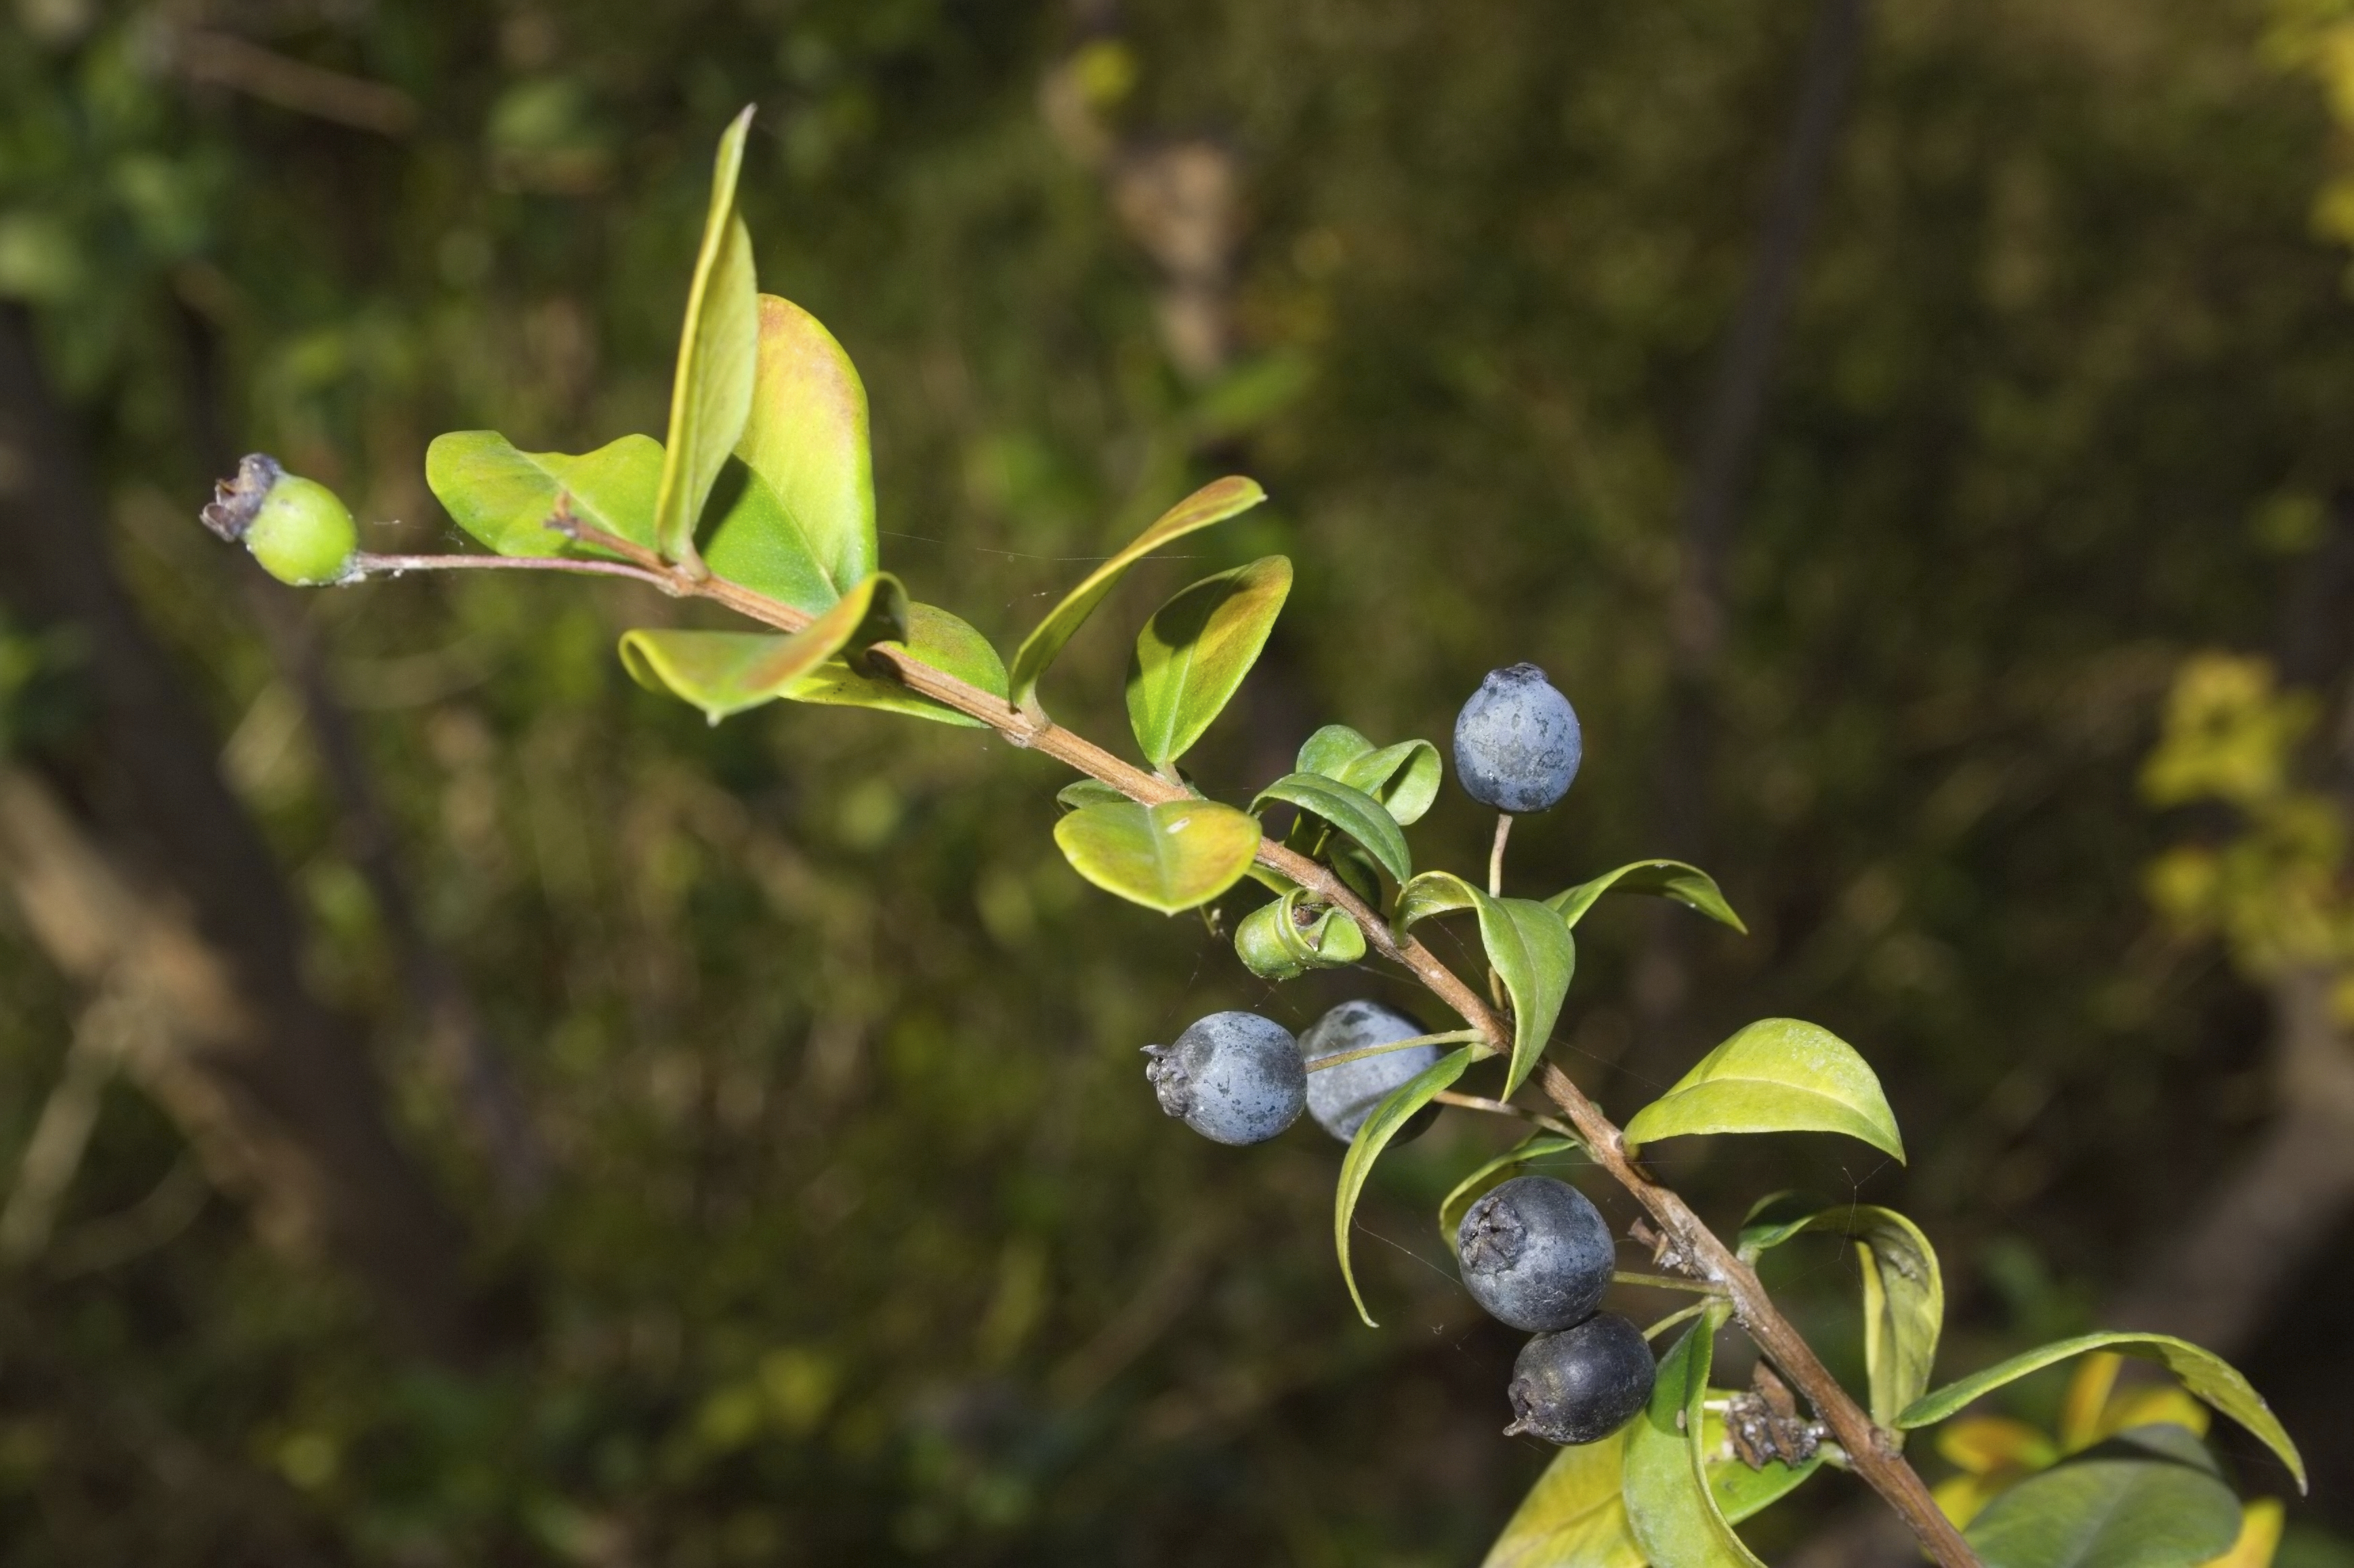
[347,531,1981,1567]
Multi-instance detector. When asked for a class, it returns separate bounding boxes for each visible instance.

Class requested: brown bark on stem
[409,511,1978,1562]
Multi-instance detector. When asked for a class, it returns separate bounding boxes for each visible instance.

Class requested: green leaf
[780,603,1008,728]
[1737,1194,1943,1432]
[1297,724,1444,826]
[1392,872,1573,1096]
[1483,1411,1816,1568]
[1624,1313,1769,1568]
[1438,1134,1582,1245]
[1335,1047,1474,1326]
[1899,1333,2305,1491]
[1126,556,1294,769]
[1481,1431,1645,1568]
[733,293,875,596]
[1252,772,1412,887]
[424,431,662,558]
[1235,888,1367,981]
[1395,869,1483,930]
[702,457,844,616]
[1623,1018,1905,1164]
[654,105,760,567]
[1483,896,1577,1096]
[1055,780,1130,813]
[1964,1428,2242,1568]
[1547,860,1746,935]
[617,573,906,724]
[1050,799,1262,915]
[1007,476,1267,711]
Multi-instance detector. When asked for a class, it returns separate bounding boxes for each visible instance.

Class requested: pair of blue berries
[1145,666,1653,1445]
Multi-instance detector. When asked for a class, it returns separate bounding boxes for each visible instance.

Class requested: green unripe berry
[200,454,358,585]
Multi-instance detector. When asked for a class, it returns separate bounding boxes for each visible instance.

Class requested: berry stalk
[345,528,1981,1567]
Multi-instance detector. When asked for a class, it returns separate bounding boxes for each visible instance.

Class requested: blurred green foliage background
[4,0,2354,1562]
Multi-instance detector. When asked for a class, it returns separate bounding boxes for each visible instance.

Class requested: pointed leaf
[654,106,760,566]
[1252,772,1412,887]
[1481,1432,1645,1568]
[733,293,875,596]
[1624,1313,1769,1568]
[425,431,661,558]
[1392,873,1572,1095]
[1439,1133,1582,1245]
[1335,1047,1475,1326]
[1297,724,1444,826]
[1624,1018,1905,1163]
[1126,556,1293,769]
[618,572,907,724]
[1899,1333,2305,1491]
[703,457,843,615]
[1737,1194,1943,1432]
[1964,1429,2241,1568]
[1548,860,1746,935]
[1008,476,1266,711]
[1483,896,1577,1096]
[1051,799,1261,915]
[782,603,1008,728]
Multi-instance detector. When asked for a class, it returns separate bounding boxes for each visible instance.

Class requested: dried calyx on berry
[202,453,360,587]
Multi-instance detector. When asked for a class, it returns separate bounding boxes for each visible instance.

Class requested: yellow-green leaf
[618,573,906,724]
[1547,860,1746,935]
[1335,1046,1474,1326]
[1624,1311,1769,1568]
[702,457,844,617]
[733,293,875,596]
[1624,1018,1905,1163]
[1126,556,1293,769]
[654,105,760,568]
[781,603,1007,728]
[1050,799,1261,914]
[425,431,661,558]
[1483,1403,1817,1568]
[1737,1193,1943,1432]
[1899,1333,2305,1492]
[1481,1430,1644,1568]
[1008,476,1266,711]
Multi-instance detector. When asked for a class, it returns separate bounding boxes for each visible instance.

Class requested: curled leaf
[1008,476,1266,711]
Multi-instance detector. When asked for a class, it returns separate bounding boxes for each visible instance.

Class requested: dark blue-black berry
[1456,1174,1614,1332]
[1453,664,1582,814]
[1504,1313,1655,1445]
[1299,999,1441,1143]
[1143,1012,1305,1144]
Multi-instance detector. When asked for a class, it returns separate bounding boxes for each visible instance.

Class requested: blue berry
[1456,1174,1613,1332]
[1453,663,1581,814]
[1505,1313,1655,1445]
[1299,999,1441,1143]
[1143,1012,1304,1145]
